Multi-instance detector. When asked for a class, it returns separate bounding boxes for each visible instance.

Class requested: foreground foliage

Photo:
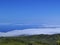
[0,34,60,45]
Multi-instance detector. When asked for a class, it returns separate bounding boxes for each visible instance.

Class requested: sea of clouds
[0,28,60,37]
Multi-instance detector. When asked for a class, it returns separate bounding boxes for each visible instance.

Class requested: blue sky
[0,0,60,25]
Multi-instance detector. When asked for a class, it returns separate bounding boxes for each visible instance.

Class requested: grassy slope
[0,34,60,45]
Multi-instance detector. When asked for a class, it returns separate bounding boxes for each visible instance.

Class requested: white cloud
[0,28,60,37]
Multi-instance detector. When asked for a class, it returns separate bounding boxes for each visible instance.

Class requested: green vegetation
[0,34,60,45]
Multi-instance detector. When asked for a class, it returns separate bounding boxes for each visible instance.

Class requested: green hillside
[0,34,60,45]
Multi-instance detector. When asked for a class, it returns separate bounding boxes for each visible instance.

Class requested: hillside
[0,34,60,45]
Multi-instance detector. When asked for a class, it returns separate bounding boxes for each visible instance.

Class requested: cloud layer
[0,28,60,37]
